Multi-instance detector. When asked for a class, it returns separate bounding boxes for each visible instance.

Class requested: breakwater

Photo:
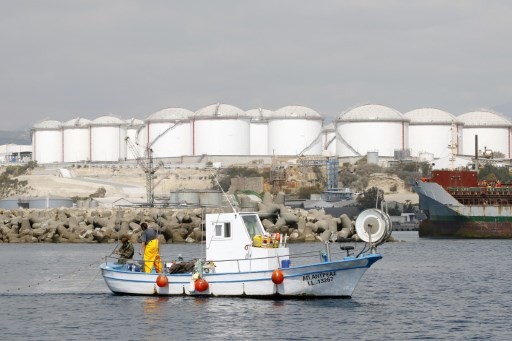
[0,205,376,244]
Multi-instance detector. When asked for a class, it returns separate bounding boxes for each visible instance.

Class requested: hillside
[2,163,418,204]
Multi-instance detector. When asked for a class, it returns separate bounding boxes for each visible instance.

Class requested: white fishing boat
[100,208,391,298]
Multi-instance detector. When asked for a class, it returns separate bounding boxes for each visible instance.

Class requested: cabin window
[241,214,264,239]
[215,224,222,237]
[214,222,231,238]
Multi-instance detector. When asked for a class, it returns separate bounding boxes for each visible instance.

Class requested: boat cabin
[205,212,290,273]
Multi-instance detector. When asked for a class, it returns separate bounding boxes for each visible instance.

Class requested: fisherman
[116,235,134,264]
[139,222,162,273]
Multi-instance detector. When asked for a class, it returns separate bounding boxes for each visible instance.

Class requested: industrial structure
[246,108,270,156]
[268,105,323,156]
[89,115,127,162]
[458,110,512,158]
[321,122,336,156]
[193,103,251,156]
[336,104,410,158]
[32,120,62,164]
[62,118,90,162]
[125,118,145,160]
[145,108,194,158]
[27,104,512,166]
[404,108,462,159]
[0,144,32,162]
[0,195,73,209]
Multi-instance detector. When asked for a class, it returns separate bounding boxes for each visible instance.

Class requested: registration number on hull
[302,271,336,286]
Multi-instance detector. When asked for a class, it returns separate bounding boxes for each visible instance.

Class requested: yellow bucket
[253,235,262,247]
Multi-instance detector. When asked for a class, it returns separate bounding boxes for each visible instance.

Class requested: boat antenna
[213,175,237,213]
[111,207,122,252]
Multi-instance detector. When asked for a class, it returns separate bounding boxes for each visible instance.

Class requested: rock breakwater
[0,206,391,244]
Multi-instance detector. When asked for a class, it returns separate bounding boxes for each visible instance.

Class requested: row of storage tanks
[32,104,512,163]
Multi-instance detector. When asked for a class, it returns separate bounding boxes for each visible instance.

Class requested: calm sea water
[1,232,511,340]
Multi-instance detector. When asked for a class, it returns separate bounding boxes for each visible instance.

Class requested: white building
[0,144,32,163]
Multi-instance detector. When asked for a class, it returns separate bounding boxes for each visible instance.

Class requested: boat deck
[448,186,512,205]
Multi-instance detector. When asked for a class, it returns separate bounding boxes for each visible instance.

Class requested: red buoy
[195,278,209,292]
[272,269,284,284]
[156,275,168,287]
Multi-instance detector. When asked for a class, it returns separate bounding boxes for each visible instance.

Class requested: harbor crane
[125,137,162,207]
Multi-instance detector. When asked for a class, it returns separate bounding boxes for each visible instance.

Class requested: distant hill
[0,130,31,145]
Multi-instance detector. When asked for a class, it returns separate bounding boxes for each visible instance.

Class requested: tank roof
[246,108,272,121]
[337,104,407,122]
[404,108,460,125]
[62,117,91,128]
[194,103,248,118]
[90,115,127,126]
[146,108,194,121]
[272,105,323,119]
[458,110,512,127]
[126,118,144,127]
[32,120,62,130]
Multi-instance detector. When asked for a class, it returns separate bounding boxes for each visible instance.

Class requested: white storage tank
[126,118,145,160]
[246,108,270,155]
[62,118,90,162]
[419,151,435,162]
[90,115,127,162]
[192,103,250,155]
[169,190,200,205]
[336,104,409,157]
[322,122,336,156]
[458,110,512,158]
[268,105,324,156]
[145,108,194,158]
[32,120,62,164]
[367,151,379,164]
[404,108,462,158]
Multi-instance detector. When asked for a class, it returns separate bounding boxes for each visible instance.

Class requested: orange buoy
[272,269,284,284]
[195,278,209,292]
[273,233,281,242]
[156,275,169,287]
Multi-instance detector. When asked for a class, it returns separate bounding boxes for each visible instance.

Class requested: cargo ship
[413,169,512,238]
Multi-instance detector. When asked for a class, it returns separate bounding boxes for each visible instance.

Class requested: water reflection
[143,296,170,316]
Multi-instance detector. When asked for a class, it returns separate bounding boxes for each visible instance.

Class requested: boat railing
[104,246,361,271]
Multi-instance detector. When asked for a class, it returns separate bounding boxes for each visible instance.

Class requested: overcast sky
[1,1,512,130]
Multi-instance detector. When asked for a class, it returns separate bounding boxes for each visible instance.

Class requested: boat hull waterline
[100,254,382,298]
[414,180,512,238]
